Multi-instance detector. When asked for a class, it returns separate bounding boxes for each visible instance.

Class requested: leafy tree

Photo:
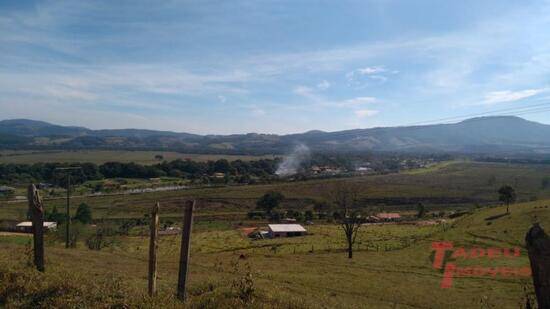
[46,205,65,223]
[74,203,92,224]
[256,191,284,214]
[498,185,517,214]
[416,203,426,218]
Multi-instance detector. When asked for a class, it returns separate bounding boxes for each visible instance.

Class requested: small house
[0,186,15,197]
[376,213,401,222]
[365,215,381,223]
[37,183,52,189]
[267,224,307,238]
[212,173,225,179]
[0,186,15,192]
[16,221,57,233]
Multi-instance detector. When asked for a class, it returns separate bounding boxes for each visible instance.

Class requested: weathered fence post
[525,223,550,309]
[27,184,45,272]
[177,200,195,301]
[148,202,160,296]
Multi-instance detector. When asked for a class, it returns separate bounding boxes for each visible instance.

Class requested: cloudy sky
[1,0,550,134]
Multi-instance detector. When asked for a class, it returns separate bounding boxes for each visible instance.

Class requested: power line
[407,102,550,126]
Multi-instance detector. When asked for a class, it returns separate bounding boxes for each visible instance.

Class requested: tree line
[0,158,281,186]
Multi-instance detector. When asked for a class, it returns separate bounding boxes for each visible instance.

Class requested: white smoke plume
[276,144,310,176]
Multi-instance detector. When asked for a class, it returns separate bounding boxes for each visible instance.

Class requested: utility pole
[55,167,81,248]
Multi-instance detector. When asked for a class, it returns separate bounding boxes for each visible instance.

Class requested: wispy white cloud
[339,97,377,106]
[293,85,314,97]
[346,65,394,88]
[317,80,330,90]
[357,66,386,75]
[483,88,548,105]
[354,109,379,118]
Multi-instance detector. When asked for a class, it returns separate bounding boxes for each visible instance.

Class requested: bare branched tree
[329,183,363,259]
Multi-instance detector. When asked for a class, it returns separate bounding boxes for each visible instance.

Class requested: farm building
[268,224,307,238]
[16,221,58,233]
[365,215,382,223]
[0,186,15,197]
[0,185,15,192]
[376,213,402,222]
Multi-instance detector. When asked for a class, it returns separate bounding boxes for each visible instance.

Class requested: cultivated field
[0,150,276,165]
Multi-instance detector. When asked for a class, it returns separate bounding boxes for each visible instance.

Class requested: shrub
[73,203,92,224]
[231,261,255,304]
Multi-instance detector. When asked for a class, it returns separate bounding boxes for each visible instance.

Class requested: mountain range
[1,116,549,155]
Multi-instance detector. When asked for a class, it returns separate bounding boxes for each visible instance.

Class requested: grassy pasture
[0,150,275,165]
[2,161,549,222]
[1,161,550,307]
[1,200,548,308]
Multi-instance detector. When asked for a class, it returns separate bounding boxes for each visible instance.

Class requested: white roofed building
[16,221,57,233]
[267,224,307,238]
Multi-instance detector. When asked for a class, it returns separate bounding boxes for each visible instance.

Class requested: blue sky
[1,0,550,134]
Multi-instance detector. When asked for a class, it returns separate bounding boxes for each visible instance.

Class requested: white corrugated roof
[268,224,307,233]
[16,221,57,227]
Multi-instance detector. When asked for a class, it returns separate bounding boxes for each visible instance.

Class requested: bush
[55,223,91,248]
[85,223,118,250]
[247,211,265,219]
[73,203,92,224]
[231,261,255,304]
[304,210,314,221]
[256,191,284,213]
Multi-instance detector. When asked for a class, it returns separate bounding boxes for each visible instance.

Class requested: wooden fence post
[27,184,45,272]
[525,223,550,309]
[177,200,195,301]
[148,202,160,296]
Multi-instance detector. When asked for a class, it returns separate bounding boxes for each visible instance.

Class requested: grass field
[2,161,549,221]
[1,161,549,307]
[0,150,276,165]
[0,199,547,308]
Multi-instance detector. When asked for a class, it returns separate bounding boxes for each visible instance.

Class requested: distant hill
[0,116,549,155]
[0,119,90,137]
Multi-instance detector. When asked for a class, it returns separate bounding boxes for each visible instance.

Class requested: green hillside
[1,199,547,308]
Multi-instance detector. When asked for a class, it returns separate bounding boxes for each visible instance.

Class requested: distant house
[376,213,401,222]
[16,221,57,233]
[365,215,381,223]
[159,226,181,236]
[281,218,297,223]
[37,183,52,189]
[0,186,15,194]
[268,224,307,238]
[212,173,225,179]
[0,186,15,199]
